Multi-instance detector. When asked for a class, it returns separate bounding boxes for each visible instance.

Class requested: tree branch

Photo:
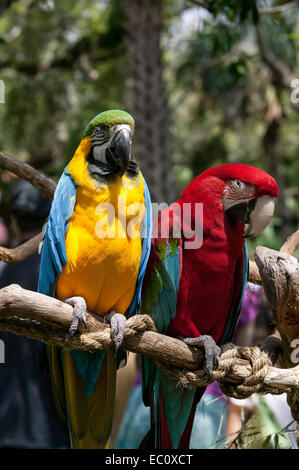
[0,284,213,369]
[0,284,298,393]
[280,229,299,255]
[249,260,262,284]
[0,152,56,199]
[0,233,42,264]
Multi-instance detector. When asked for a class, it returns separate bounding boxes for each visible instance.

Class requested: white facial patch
[222,180,256,211]
[110,124,132,136]
[92,124,132,163]
[222,197,251,212]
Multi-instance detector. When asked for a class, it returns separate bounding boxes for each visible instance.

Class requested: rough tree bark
[1,284,299,394]
[0,152,56,200]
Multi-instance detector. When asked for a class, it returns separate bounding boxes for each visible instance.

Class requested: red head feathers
[181,163,279,199]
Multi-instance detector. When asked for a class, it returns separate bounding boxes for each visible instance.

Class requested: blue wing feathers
[38,168,77,297]
[127,172,152,316]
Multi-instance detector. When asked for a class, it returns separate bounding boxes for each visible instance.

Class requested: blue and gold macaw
[38,110,152,448]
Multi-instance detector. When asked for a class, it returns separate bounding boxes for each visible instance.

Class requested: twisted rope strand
[0,314,293,398]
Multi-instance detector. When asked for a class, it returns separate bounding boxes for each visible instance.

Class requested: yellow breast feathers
[56,137,145,315]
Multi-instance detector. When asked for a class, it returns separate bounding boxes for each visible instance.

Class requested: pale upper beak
[244,195,275,238]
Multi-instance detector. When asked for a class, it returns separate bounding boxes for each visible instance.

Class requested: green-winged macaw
[38,110,152,448]
[140,164,278,449]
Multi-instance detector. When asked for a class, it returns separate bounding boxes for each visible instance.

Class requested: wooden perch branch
[0,284,205,369]
[0,152,56,199]
[0,284,299,393]
[280,229,299,255]
[249,260,262,284]
[0,233,43,264]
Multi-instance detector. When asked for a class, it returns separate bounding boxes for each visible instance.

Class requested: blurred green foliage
[0,0,126,175]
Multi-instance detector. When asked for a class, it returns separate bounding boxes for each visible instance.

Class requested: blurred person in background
[0,179,70,448]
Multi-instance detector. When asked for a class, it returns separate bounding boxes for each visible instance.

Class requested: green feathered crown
[83,110,135,137]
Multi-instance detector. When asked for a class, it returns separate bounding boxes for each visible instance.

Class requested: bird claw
[259,336,282,365]
[105,311,126,354]
[178,334,221,378]
[64,296,87,338]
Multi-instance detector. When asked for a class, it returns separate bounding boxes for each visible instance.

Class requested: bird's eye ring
[232,179,245,190]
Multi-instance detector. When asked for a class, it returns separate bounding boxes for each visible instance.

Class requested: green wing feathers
[140,236,196,448]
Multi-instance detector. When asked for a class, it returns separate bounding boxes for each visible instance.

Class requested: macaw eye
[232,179,245,190]
[93,125,108,137]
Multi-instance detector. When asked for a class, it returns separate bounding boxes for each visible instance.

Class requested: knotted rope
[153,342,281,398]
[0,313,158,352]
[0,313,292,398]
[217,345,280,398]
[123,317,288,398]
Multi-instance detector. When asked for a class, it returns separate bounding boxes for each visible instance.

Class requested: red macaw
[140,164,279,449]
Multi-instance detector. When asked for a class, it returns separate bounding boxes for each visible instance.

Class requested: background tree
[123,0,178,203]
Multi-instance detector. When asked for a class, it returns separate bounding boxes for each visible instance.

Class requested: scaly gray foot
[64,296,87,337]
[178,334,221,377]
[105,310,126,353]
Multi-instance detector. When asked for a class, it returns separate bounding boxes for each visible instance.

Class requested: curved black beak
[225,199,257,237]
[108,128,132,176]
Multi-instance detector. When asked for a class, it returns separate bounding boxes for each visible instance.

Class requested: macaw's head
[182,163,279,238]
[83,110,137,179]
